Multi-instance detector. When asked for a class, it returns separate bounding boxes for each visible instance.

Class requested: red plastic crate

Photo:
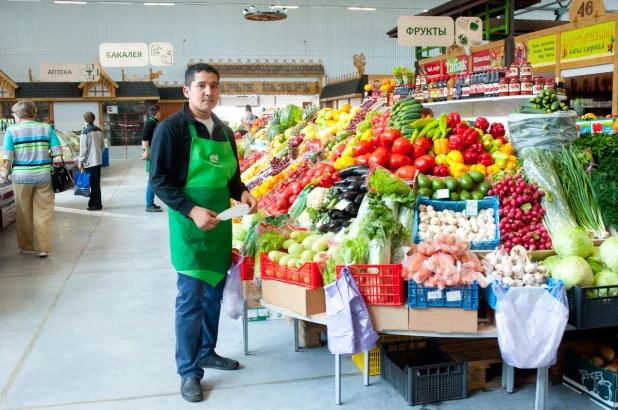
[231,249,255,280]
[335,264,405,306]
[260,253,323,289]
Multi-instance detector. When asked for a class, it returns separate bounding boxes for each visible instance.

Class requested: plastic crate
[408,281,479,309]
[231,249,255,281]
[486,279,564,310]
[351,335,422,376]
[380,339,468,406]
[260,253,323,289]
[413,197,500,251]
[335,264,405,306]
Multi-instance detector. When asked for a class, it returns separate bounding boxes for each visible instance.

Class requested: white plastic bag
[494,282,569,369]
[222,256,244,320]
[507,111,578,154]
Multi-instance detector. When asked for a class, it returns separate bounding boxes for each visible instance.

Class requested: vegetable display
[481,246,549,288]
[416,205,497,243]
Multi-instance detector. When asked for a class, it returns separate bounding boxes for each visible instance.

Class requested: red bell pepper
[318,173,334,188]
[413,137,432,152]
[478,153,493,167]
[413,155,436,174]
[474,117,490,132]
[463,148,479,164]
[453,123,469,135]
[432,163,449,177]
[462,128,480,146]
[495,135,507,145]
[446,112,461,128]
[448,134,465,151]
[472,142,485,154]
[489,122,505,138]
[352,140,374,157]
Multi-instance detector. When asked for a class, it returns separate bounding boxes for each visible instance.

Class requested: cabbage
[590,246,600,258]
[587,257,605,275]
[542,255,562,274]
[551,256,593,291]
[233,224,247,242]
[592,269,618,296]
[553,227,593,258]
[600,237,618,272]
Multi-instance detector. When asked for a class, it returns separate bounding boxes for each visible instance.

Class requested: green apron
[145,117,157,173]
[168,121,236,286]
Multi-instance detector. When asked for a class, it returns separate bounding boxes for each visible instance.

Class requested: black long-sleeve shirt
[149,103,247,218]
[142,117,157,143]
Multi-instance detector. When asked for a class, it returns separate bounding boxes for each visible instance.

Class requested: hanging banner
[519,34,557,67]
[443,55,468,74]
[40,63,80,82]
[149,42,174,66]
[398,16,455,47]
[455,17,483,47]
[99,43,149,67]
[560,21,615,62]
[472,46,505,71]
[421,61,442,76]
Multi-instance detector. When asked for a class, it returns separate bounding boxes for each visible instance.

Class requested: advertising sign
[40,63,80,82]
[443,55,468,74]
[560,21,615,62]
[472,47,505,71]
[149,42,173,66]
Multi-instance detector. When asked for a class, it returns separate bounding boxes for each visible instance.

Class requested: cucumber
[400,106,424,114]
[551,101,560,111]
[400,114,422,122]
[399,100,422,108]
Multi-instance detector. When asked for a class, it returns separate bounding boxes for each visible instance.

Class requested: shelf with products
[422,94,566,108]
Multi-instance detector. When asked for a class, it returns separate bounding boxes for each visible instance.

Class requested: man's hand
[78,163,83,171]
[188,206,220,231]
[141,151,150,160]
[241,191,258,214]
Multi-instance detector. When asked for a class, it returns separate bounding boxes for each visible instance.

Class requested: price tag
[427,290,442,300]
[436,189,450,199]
[464,200,479,216]
[446,291,462,302]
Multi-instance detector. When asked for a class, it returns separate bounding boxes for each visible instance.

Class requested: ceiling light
[348,7,376,11]
[54,1,87,4]
[272,5,297,8]
[144,2,175,5]
[186,1,212,4]
[423,9,428,12]
[249,4,255,12]
[99,1,131,4]
[7,0,42,2]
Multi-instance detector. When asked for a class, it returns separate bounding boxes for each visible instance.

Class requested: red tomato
[380,129,402,149]
[289,195,298,204]
[374,126,385,134]
[394,165,418,180]
[373,146,390,156]
[412,146,426,159]
[302,176,312,186]
[282,188,294,201]
[370,133,382,148]
[352,140,374,157]
[356,153,371,165]
[276,196,289,210]
[291,181,302,195]
[324,165,336,174]
[389,154,412,170]
[413,155,437,174]
[412,137,432,152]
[391,137,412,155]
[314,169,324,178]
[307,169,316,178]
[368,152,390,168]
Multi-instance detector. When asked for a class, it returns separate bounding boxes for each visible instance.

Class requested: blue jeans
[175,273,226,379]
[146,182,154,207]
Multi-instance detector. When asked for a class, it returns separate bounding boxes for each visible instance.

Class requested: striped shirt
[1,121,63,184]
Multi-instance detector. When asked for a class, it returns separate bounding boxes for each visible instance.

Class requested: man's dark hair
[245,105,252,112]
[148,104,160,117]
[185,63,220,87]
[83,111,95,124]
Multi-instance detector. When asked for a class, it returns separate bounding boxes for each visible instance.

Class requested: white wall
[53,102,99,132]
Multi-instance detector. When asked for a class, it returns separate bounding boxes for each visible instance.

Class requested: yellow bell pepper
[505,161,517,171]
[341,146,354,157]
[334,156,355,171]
[446,150,464,166]
[450,163,469,178]
[434,138,450,155]
[469,164,487,176]
[361,129,373,141]
[486,164,501,176]
[500,143,513,155]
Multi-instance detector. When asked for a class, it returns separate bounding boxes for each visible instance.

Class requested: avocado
[478,182,492,196]
[472,191,485,200]
[432,191,441,200]
[459,174,474,191]
[466,170,485,184]
[459,190,472,201]
[449,192,460,201]
[444,176,460,192]
[417,174,432,189]
[417,188,433,197]
[431,178,447,191]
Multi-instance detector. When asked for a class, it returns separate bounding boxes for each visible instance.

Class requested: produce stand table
[259,300,573,409]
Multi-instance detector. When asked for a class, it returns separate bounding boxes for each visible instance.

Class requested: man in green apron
[141,104,162,212]
[149,63,258,403]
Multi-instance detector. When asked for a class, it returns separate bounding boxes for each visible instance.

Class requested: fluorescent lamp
[55,1,87,4]
[423,9,428,12]
[186,1,212,4]
[144,2,175,5]
[99,1,131,4]
[348,7,375,11]
[272,5,298,8]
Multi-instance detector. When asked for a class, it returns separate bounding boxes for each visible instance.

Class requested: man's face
[183,71,220,116]
[155,111,161,121]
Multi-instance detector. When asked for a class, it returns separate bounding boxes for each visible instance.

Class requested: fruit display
[589,347,618,372]
[268,230,333,268]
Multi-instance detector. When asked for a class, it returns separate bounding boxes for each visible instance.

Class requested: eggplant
[327,219,344,232]
[338,164,369,179]
[342,219,352,227]
[348,179,364,192]
[353,193,365,206]
[344,203,357,215]
[329,210,345,220]
[318,224,330,233]
[341,190,360,201]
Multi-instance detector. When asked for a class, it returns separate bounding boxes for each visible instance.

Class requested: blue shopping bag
[74,171,90,197]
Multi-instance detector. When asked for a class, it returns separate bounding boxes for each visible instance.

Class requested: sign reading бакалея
[99,43,149,67]
[398,16,455,47]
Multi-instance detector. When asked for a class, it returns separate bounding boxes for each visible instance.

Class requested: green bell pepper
[491,151,509,169]
[435,154,448,165]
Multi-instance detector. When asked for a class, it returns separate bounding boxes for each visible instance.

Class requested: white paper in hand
[218,204,250,221]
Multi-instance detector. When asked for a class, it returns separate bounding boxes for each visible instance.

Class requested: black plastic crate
[379,339,467,406]
[568,284,618,329]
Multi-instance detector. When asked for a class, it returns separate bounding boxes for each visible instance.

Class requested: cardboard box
[242,280,262,301]
[246,300,284,322]
[368,304,409,331]
[262,280,325,317]
[409,307,478,333]
[563,349,618,410]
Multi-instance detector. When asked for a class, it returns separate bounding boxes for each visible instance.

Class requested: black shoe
[199,353,239,370]
[180,377,203,402]
[145,205,163,213]
[87,206,103,211]
[153,204,162,210]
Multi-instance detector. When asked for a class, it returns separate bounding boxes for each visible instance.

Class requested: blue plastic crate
[485,279,563,309]
[413,196,500,251]
[408,281,479,309]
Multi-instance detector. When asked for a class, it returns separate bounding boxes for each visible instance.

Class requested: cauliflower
[306,187,330,209]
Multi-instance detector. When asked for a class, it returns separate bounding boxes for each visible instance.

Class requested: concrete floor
[0,147,597,410]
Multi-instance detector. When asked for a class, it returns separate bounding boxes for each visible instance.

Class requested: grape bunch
[347,99,375,131]
[269,157,290,176]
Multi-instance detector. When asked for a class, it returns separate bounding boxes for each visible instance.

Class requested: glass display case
[102,102,155,146]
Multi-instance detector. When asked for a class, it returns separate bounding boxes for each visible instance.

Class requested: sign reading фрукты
[398,16,455,47]
[99,43,149,67]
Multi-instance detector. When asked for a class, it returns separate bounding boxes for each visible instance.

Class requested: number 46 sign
[569,0,606,23]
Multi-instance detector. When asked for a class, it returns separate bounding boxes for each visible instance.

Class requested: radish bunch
[489,173,552,253]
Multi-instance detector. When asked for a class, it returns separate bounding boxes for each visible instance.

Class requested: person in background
[240,104,257,125]
[1,101,63,258]
[150,63,258,403]
[142,104,162,212]
[78,112,105,211]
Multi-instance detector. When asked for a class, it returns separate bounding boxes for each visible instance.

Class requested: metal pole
[293,318,300,352]
[242,300,249,356]
[363,350,370,386]
[535,367,549,410]
[505,0,516,67]
[507,364,515,393]
[335,354,341,405]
